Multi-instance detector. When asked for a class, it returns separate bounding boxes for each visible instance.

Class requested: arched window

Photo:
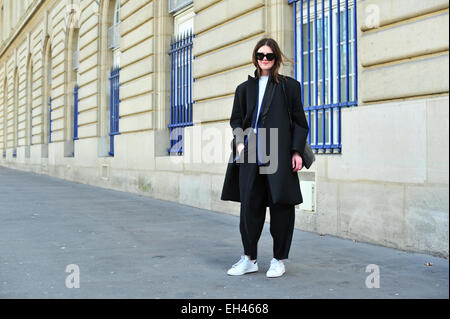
[111,0,121,67]
[0,5,4,42]
[99,0,121,157]
[26,55,33,149]
[13,67,18,157]
[168,5,194,155]
[2,77,6,157]
[71,27,80,150]
[43,38,52,147]
[114,0,120,26]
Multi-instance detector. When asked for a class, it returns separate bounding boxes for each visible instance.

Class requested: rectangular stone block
[404,185,449,256]
[121,0,152,21]
[119,111,153,133]
[120,37,153,68]
[360,54,449,102]
[120,1,153,36]
[108,133,152,171]
[193,95,232,124]
[339,181,405,249]
[314,180,338,236]
[193,64,254,101]
[120,55,153,85]
[328,100,427,183]
[179,173,211,210]
[194,35,262,78]
[427,96,449,184]
[150,171,180,202]
[120,73,152,100]
[195,0,264,34]
[182,122,231,172]
[360,0,449,29]
[120,20,154,53]
[119,92,153,117]
[194,7,264,57]
[360,12,449,66]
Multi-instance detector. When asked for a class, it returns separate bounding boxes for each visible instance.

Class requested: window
[27,57,33,148]
[2,77,6,157]
[168,7,194,155]
[169,0,193,14]
[108,0,121,156]
[43,39,52,147]
[1,6,4,41]
[72,31,80,146]
[47,48,52,144]
[108,0,121,67]
[13,68,18,157]
[290,0,358,154]
[108,67,120,156]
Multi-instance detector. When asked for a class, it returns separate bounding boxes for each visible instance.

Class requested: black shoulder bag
[281,77,316,169]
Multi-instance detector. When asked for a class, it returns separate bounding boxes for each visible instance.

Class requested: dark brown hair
[252,37,294,84]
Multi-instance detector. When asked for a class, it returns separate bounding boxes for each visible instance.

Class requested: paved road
[0,166,448,299]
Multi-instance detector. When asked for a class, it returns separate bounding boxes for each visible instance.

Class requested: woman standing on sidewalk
[221,38,309,278]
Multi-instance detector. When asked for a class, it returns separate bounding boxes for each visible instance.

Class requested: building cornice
[0,0,44,58]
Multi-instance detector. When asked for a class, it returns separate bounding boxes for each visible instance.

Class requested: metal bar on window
[314,0,318,146]
[183,31,187,130]
[177,35,181,153]
[294,1,298,81]
[346,0,350,103]
[168,31,194,155]
[300,1,304,107]
[328,0,333,151]
[108,67,120,156]
[170,38,174,151]
[109,71,113,155]
[189,31,193,125]
[307,0,311,145]
[182,32,187,153]
[322,0,326,147]
[336,0,341,151]
[337,0,341,105]
[353,0,358,104]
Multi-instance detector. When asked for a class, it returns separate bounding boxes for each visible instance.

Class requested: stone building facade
[0,0,448,257]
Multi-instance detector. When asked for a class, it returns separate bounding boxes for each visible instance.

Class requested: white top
[254,75,269,132]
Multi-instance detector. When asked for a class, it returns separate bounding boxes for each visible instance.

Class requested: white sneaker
[266,258,286,278]
[227,256,258,276]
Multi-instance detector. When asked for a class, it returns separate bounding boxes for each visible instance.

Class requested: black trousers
[239,162,295,261]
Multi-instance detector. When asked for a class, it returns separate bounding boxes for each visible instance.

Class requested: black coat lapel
[258,78,276,126]
[245,69,277,127]
[245,74,258,126]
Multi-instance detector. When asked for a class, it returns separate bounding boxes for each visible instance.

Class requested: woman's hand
[237,142,245,156]
[292,152,303,172]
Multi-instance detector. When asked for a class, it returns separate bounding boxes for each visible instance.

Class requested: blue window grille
[168,30,194,155]
[48,96,52,143]
[109,67,120,156]
[73,85,79,141]
[289,0,358,154]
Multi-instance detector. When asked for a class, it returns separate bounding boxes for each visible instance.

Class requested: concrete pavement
[0,166,448,299]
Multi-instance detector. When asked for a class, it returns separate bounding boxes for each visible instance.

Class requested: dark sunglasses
[256,52,276,61]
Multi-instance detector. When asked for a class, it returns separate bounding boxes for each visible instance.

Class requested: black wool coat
[221,69,310,206]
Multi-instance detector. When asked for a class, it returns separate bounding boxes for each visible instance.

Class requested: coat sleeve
[230,85,245,150]
[290,80,310,156]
